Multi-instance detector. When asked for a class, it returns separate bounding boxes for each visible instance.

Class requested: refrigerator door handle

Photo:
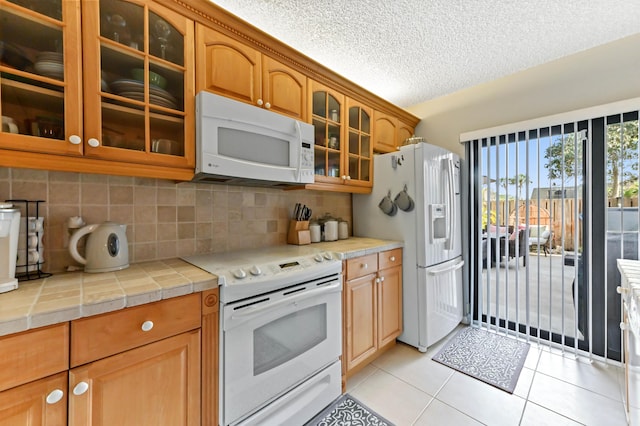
[445,158,455,250]
[426,260,465,276]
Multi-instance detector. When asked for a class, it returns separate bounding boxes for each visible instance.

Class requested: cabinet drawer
[0,323,69,392]
[71,293,201,367]
[346,254,378,280]
[379,248,402,269]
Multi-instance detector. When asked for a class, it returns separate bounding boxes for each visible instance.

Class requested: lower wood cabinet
[0,323,69,426]
[0,372,68,426]
[69,330,201,426]
[343,249,403,378]
[0,289,219,426]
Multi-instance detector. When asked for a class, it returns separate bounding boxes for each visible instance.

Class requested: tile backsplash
[0,168,352,273]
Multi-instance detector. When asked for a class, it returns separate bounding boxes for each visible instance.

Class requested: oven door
[222,278,342,425]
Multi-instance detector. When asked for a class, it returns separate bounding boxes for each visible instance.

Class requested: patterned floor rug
[305,394,395,426]
[432,327,530,393]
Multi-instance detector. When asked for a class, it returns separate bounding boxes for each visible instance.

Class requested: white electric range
[182,246,343,426]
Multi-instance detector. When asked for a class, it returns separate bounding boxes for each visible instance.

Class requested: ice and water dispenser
[430,204,447,242]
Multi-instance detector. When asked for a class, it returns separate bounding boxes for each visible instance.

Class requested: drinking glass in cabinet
[99,0,142,48]
[149,12,183,65]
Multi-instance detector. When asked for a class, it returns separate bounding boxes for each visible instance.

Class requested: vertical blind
[461,98,640,362]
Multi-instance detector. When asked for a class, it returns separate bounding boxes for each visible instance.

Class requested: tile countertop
[309,237,403,259]
[0,237,401,338]
[0,259,218,337]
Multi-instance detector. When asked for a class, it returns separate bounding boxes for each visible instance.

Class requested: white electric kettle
[69,222,129,273]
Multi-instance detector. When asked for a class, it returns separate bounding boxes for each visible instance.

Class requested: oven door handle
[231,281,341,319]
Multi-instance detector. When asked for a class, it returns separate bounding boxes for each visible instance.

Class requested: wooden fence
[486,199,583,251]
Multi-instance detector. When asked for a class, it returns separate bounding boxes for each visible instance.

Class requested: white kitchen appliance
[68,221,129,273]
[0,203,21,293]
[183,246,343,426]
[353,142,464,352]
[193,91,315,187]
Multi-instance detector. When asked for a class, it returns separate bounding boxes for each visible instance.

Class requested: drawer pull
[390,256,396,262]
[46,389,64,404]
[73,382,89,396]
[379,276,385,282]
[362,263,368,270]
[141,320,154,332]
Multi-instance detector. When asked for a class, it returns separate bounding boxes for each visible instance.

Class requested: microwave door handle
[294,120,302,181]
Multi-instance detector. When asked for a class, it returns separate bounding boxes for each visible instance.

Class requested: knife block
[287,220,310,245]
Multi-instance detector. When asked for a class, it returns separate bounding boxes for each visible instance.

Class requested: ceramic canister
[310,223,321,243]
[338,221,349,239]
[324,220,338,241]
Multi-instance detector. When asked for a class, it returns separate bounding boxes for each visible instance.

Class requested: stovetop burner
[182,245,342,303]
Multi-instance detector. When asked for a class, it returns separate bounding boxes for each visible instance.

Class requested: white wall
[407,33,640,157]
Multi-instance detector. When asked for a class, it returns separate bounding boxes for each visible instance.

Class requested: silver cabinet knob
[73,381,89,396]
[141,320,154,332]
[257,99,264,106]
[390,256,396,262]
[46,389,64,404]
[69,135,82,145]
[362,263,368,269]
[265,102,271,109]
[87,138,100,147]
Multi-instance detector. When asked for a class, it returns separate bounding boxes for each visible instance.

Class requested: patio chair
[529,225,552,256]
[499,229,528,266]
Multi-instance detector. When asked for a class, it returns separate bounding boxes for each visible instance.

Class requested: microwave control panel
[301,142,314,180]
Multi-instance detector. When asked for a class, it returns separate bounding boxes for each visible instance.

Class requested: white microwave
[193,91,315,187]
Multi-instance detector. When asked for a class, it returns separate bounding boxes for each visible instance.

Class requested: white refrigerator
[353,142,463,352]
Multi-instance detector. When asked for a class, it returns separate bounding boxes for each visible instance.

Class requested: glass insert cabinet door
[311,82,344,181]
[346,99,372,186]
[0,0,83,155]
[82,0,194,166]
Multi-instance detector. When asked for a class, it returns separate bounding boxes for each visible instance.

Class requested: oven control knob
[249,265,262,276]
[314,253,324,262]
[232,268,247,279]
[322,252,333,260]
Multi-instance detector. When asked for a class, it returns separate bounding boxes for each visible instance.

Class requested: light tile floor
[347,327,639,426]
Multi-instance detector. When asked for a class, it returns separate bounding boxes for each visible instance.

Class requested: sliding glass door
[465,108,639,360]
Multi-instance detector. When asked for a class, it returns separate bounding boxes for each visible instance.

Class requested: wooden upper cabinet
[305,79,372,193]
[0,0,83,156]
[262,56,306,120]
[373,111,398,153]
[0,0,196,177]
[82,0,195,168]
[196,24,306,120]
[345,98,373,189]
[308,80,345,184]
[196,25,261,105]
[397,120,415,148]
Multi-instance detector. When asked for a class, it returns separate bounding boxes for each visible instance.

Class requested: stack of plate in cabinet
[34,51,64,80]
[110,79,177,109]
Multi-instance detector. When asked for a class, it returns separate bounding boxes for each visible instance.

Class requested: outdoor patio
[480,249,582,340]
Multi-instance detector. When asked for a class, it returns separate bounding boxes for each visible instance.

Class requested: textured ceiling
[209,0,640,108]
